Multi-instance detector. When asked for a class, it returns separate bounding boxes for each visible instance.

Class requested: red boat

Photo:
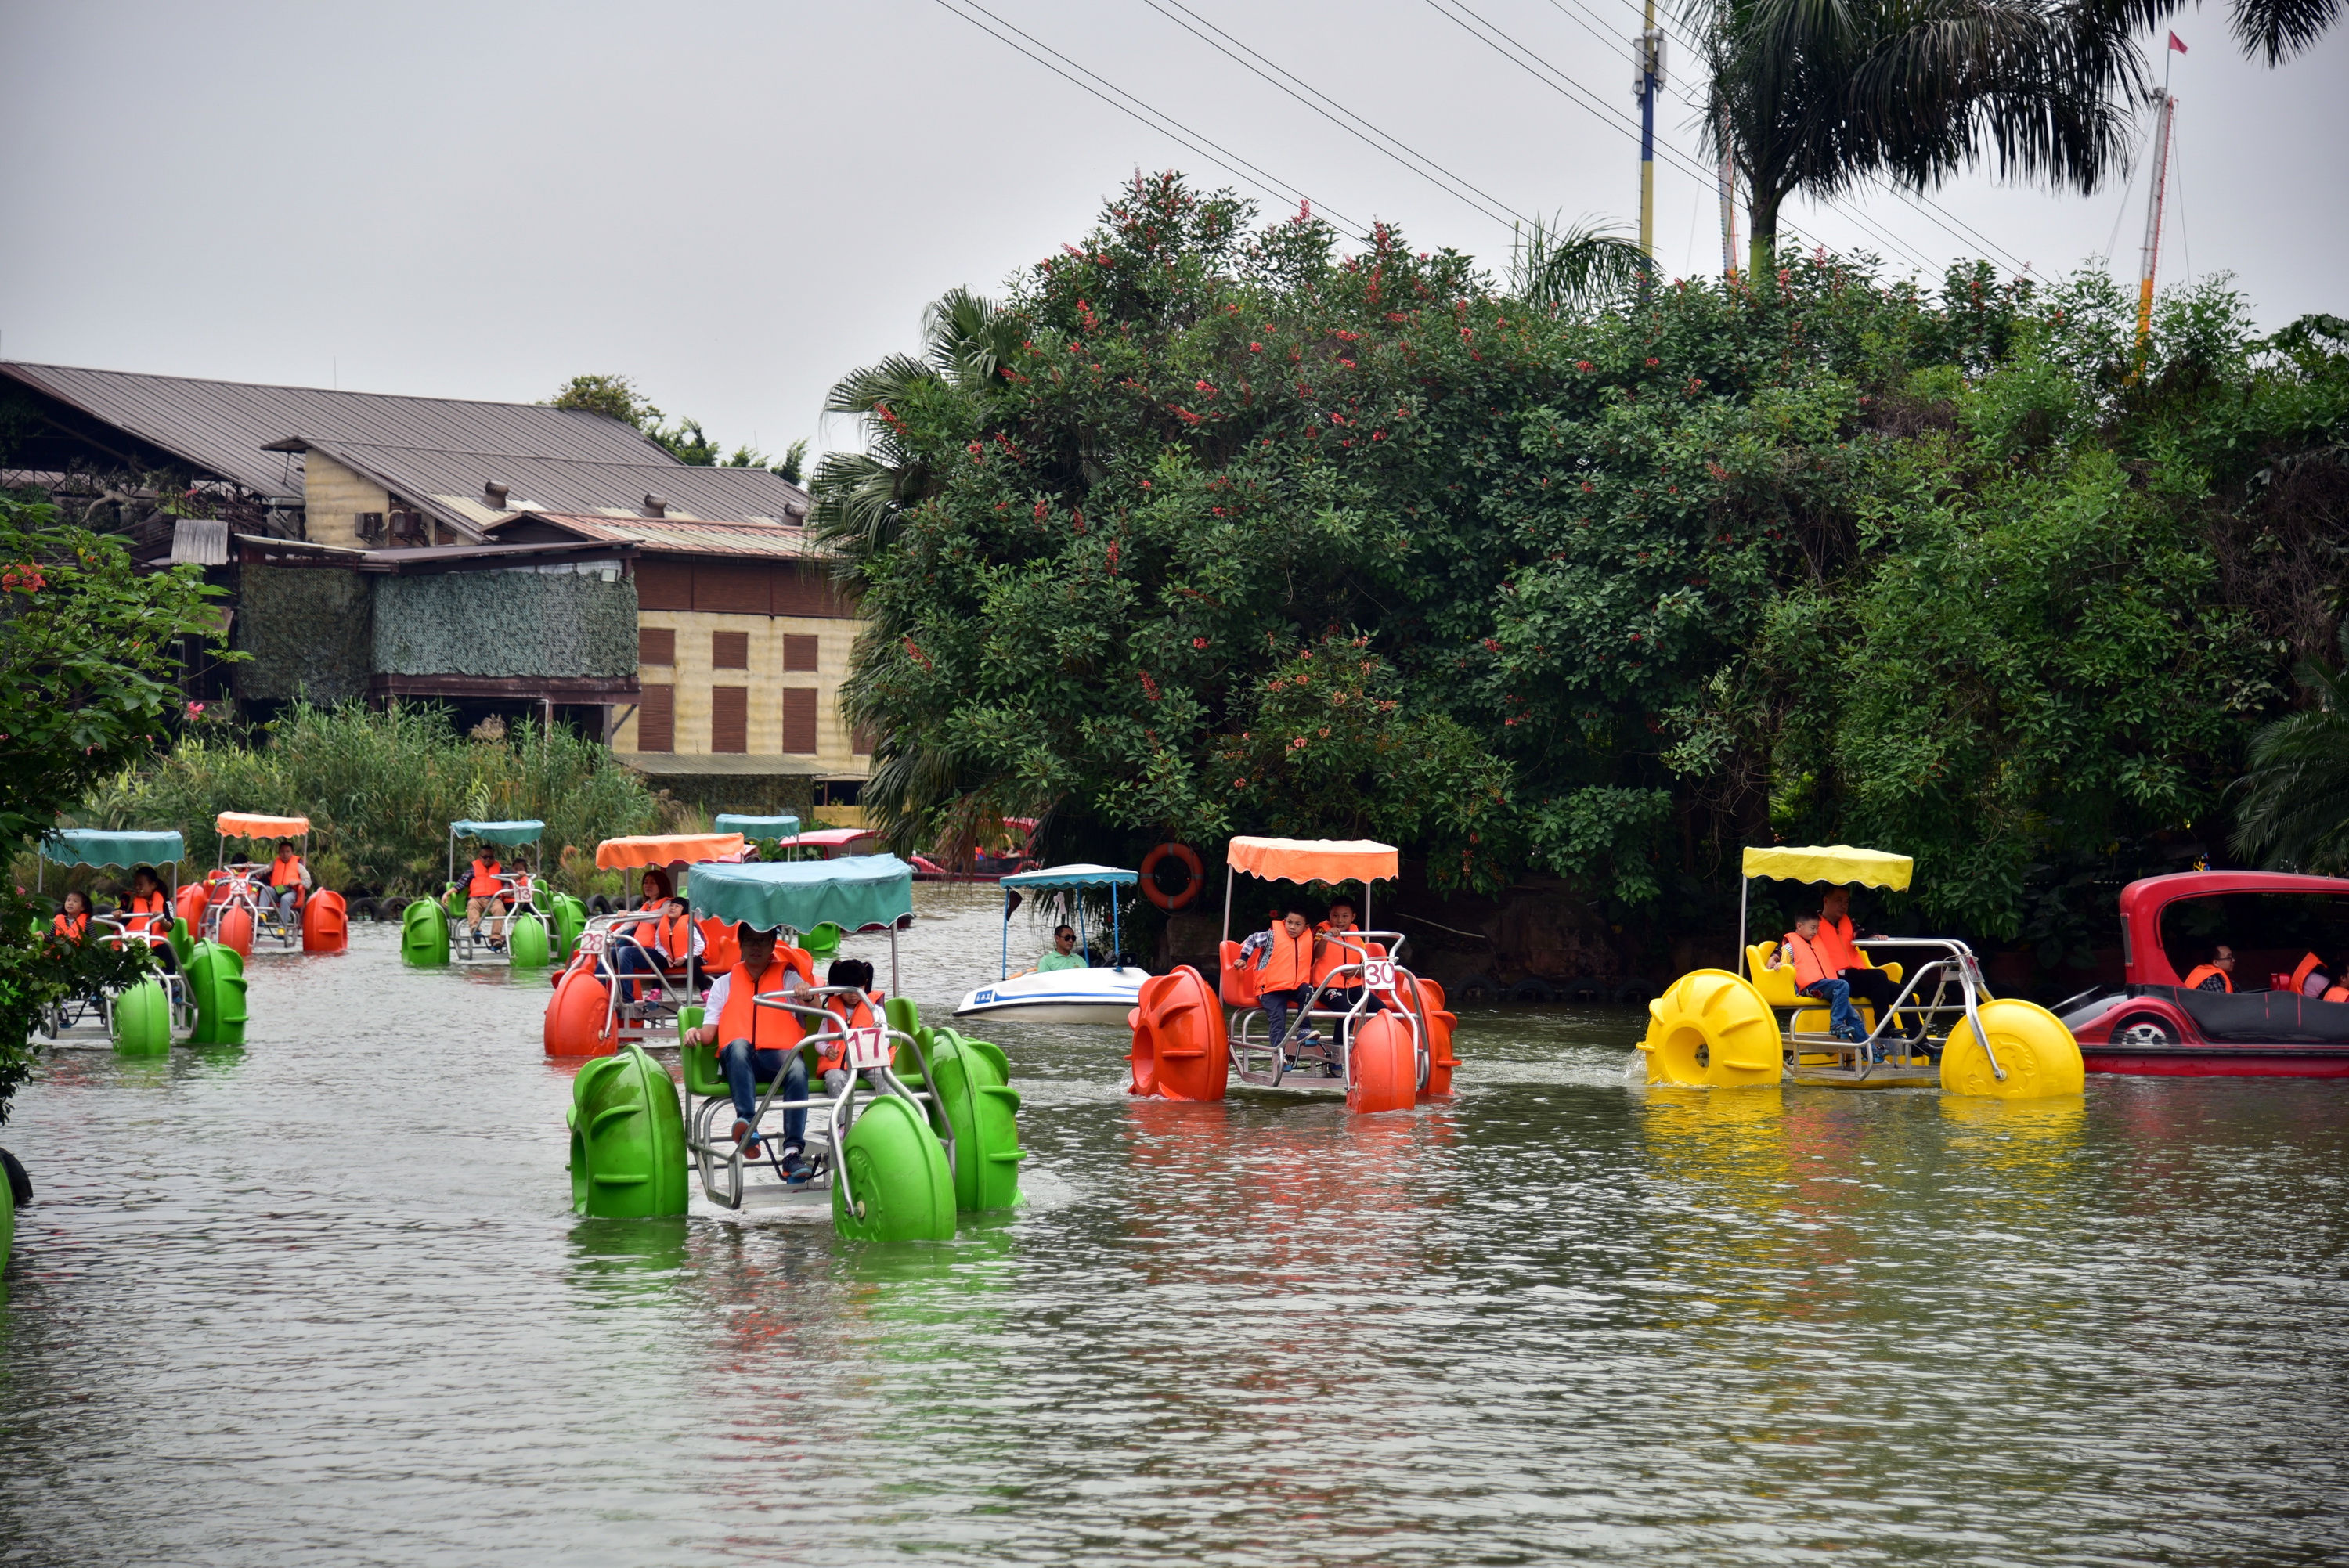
[2059,871,2349,1077]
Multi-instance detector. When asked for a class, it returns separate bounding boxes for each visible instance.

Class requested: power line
[1136,0,1528,232]
[926,0,1363,233]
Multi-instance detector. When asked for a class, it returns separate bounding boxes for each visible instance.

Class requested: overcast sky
[2,0,2342,467]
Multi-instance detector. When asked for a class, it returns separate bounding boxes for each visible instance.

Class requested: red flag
[2169,31,2188,52]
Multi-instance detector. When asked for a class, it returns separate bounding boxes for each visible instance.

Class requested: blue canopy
[690,854,913,935]
[714,813,800,839]
[450,820,544,845]
[1000,862,1138,889]
[40,829,186,867]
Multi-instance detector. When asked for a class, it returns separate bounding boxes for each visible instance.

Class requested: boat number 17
[845,1026,891,1070]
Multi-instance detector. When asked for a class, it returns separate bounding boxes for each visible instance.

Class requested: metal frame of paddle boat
[954,863,1151,1026]
[32,829,247,1053]
[436,820,572,966]
[543,831,748,1055]
[197,813,347,957]
[655,854,1025,1239]
[1127,836,1457,1112]
[1637,844,2084,1098]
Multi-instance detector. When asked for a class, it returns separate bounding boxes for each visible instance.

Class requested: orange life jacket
[2181,964,2232,993]
[1257,925,1315,992]
[817,994,879,1075]
[2326,984,2349,1004]
[1815,914,1867,973]
[52,912,88,942]
[124,889,168,934]
[1781,932,1834,989]
[467,859,504,897]
[2289,951,2324,994]
[1312,925,1387,985]
[652,906,696,966]
[269,853,305,889]
[716,957,803,1053]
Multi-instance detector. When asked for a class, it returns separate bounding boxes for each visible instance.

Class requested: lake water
[2,883,2344,1565]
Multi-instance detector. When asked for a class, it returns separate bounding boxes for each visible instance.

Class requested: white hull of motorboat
[954,966,1150,1026]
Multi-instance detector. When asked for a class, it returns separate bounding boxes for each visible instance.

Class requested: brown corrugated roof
[0,359,677,500]
[508,512,822,560]
[303,442,810,539]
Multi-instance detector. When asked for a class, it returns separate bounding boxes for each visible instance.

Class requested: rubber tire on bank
[507,914,550,968]
[1509,976,1559,1005]
[587,895,613,917]
[111,976,172,1057]
[1453,972,1501,1004]
[215,905,254,961]
[1566,976,1610,1004]
[1345,1011,1418,1114]
[0,1147,28,1209]
[400,899,450,967]
[1941,997,2085,1100]
[568,1045,689,1218]
[832,1094,957,1242]
[1614,978,1659,1006]
[186,941,248,1047]
[1640,968,1784,1088]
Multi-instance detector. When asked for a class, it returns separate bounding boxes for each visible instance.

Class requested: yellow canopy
[1227,836,1398,885]
[1741,844,1913,891]
[218,812,310,838]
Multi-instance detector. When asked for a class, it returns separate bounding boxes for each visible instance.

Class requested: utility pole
[2134,33,2186,375]
[1636,6,1663,260]
[1717,102,1739,283]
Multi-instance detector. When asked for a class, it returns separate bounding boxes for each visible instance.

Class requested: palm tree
[2231,627,2349,872]
[2097,0,2342,66]
[1509,215,1655,311]
[1687,0,2146,282]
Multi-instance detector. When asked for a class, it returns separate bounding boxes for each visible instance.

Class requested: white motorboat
[954,964,1152,1025]
[954,862,1148,1026]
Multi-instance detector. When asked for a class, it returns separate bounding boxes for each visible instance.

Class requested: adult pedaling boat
[543,832,747,1057]
[34,829,247,1054]
[2057,871,2349,1077]
[189,813,347,959]
[954,863,1149,1026]
[564,852,1027,1241]
[1125,836,1456,1114]
[1640,844,2083,1098]
[399,820,584,968]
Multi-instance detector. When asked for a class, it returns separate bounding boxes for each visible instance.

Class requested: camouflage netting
[374,569,637,677]
[238,565,375,702]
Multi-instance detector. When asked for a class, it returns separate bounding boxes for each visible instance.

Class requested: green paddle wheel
[400,898,450,966]
[110,976,171,1056]
[569,1045,688,1218]
[185,940,248,1046]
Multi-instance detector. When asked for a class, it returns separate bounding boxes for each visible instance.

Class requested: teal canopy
[1000,862,1137,889]
[450,820,544,845]
[714,813,800,839]
[690,854,912,935]
[40,829,186,867]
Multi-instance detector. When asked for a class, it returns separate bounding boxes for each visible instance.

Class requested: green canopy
[690,854,912,935]
[40,830,186,868]
[451,820,544,845]
[713,813,800,839]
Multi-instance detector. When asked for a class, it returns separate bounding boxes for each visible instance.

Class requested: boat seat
[1218,940,1261,1007]
[680,1039,821,1099]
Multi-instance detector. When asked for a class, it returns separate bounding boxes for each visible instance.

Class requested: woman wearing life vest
[1766,912,1867,1044]
[1817,888,1919,1040]
[2181,944,2235,993]
[266,837,311,925]
[119,865,178,971]
[611,867,709,1002]
[51,889,92,944]
[687,924,817,1178]
[464,842,511,946]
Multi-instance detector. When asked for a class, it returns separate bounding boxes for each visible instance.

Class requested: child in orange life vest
[688,924,817,1176]
[120,865,178,972]
[814,957,884,1099]
[51,889,92,944]
[266,837,311,925]
[1238,901,1325,1053]
[612,867,704,1003]
[1766,912,1867,1044]
[1313,896,1387,1016]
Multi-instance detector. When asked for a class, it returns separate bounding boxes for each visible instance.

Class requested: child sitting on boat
[612,867,705,1001]
[120,865,178,971]
[1239,901,1325,1051]
[266,838,311,923]
[51,889,92,943]
[817,956,882,1100]
[1766,911,1866,1044]
[1315,897,1387,1015]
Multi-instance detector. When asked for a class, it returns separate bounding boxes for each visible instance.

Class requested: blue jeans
[1261,986,1315,1049]
[1802,977,1866,1042]
[720,1040,809,1148]
[612,943,692,1004]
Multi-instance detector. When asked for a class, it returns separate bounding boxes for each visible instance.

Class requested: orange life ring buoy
[1140,842,1203,911]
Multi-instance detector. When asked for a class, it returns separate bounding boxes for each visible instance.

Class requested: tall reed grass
[47,701,668,898]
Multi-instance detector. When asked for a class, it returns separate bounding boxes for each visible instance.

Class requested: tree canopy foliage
[547,373,806,482]
[818,174,2349,951]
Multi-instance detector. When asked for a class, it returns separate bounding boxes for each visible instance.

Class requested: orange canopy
[217,813,310,838]
[595,833,745,870]
[1227,836,1398,885]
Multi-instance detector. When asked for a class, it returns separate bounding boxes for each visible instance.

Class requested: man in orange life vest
[2181,944,2235,993]
[1817,887,1918,1040]
[1766,912,1867,1044]
[688,924,817,1178]
[464,842,510,945]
